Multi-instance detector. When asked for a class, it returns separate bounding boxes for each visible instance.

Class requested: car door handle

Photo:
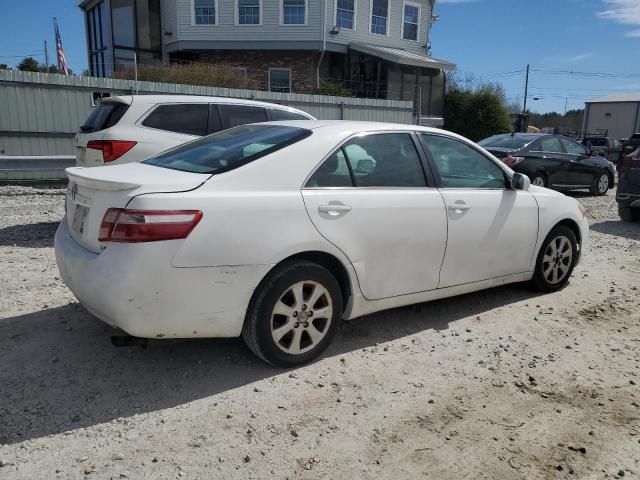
[447,202,471,213]
[318,204,352,214]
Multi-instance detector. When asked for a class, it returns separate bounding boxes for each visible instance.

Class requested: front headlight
[578,203,588,219]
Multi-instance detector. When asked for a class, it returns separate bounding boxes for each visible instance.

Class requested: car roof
[105,94,312,114]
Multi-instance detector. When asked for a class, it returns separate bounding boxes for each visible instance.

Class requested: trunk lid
[65,163,209,253]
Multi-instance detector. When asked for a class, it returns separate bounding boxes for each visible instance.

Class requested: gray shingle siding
[168,0,432,54]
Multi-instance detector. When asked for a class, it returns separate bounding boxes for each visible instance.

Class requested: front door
[418,133,539,288]
[560,137,596,186]
[302,132,448,300]
[529,136,571,187]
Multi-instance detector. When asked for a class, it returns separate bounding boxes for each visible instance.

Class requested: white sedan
[55,121,589,366]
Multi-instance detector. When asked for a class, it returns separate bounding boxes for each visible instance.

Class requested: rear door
[302,131,447,300]
[529,136,570,187]
[560,137,595,186]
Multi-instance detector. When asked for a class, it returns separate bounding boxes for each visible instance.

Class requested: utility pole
[522,64,530,113]
[44,40,49,69]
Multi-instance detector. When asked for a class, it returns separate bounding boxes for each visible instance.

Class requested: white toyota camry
[55,121,589,366]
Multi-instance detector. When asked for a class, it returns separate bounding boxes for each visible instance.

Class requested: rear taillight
[99,209,203,242]
[87,140,137,163]
[619,154,640,181]
[504,155,525,167]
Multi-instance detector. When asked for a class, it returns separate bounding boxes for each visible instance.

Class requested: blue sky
[0,0,638,113]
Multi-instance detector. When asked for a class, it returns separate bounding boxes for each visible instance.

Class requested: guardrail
[0,155,74,182]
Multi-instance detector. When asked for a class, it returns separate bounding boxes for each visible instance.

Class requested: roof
[349,43,455,70]
[587,93,640,103]
[103,94,313,116]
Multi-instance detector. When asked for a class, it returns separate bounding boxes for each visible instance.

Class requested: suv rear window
[80,103,129,133]
[142,104,209,136]
[145,125,312,174]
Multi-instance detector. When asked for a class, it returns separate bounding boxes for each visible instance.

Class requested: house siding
[168,0,432,54]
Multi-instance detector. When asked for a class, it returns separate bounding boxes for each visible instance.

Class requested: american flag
[54,18,69,75]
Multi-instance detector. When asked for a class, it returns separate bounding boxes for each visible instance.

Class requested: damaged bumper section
[54,221,272,339]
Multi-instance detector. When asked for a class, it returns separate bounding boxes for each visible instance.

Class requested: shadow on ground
[0,284,544,445]
[0,222,59,248]
[590,220,640,240]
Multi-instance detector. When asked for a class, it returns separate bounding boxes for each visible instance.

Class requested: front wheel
[242,261,343,367]
[531,225,578,292]
[531,173,547,188]
[590,172,610,196]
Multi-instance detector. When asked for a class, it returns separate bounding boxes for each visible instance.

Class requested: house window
[238,0,260,24]
[283,0,306,24]
[269,68,292,93]
[402,2,419,41]
[336,0,355,30]
[194,0,216,24]
[370,0,388,35]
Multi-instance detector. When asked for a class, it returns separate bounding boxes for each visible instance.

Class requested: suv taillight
[620,153,640,181]
[504,155,525,167]
[99,209,203,242]
[87,140,137,163]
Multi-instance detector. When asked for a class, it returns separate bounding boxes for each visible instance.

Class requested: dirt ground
[0,184,639,480]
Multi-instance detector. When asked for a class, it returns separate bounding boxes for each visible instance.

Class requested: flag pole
[53,17,59,72]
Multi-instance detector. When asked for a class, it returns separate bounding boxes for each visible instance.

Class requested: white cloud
[599,0,640,32]
[570,52,596,61]
[540,51,596,66]
[626,29,640,37]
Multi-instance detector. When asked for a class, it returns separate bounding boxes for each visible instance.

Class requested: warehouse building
[582,93,640,140]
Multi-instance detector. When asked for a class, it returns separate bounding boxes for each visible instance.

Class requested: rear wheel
[242,261,342,367]
[531,173,547,188]
[590,172,610,196]
[619,206,640,222]
[531,225,578,292]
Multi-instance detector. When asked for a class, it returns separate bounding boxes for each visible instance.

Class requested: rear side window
[80,103,129,133]
[271,109,309,121]
[145,125,311,174]
[560,138,587,156]
[142,104,209,136]
[219,105,268,129]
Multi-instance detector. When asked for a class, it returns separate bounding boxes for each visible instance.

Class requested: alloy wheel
[597,174,609,194]
[270,281,333,355]
[542,235,573,284]
[532,176,545,187]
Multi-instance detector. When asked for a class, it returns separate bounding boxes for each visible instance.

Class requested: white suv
[75,95,316,167]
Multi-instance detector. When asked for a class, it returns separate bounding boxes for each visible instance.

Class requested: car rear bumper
[54,221,271,339]
[616,192,640,207]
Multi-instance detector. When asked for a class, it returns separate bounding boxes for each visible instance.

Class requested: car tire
[530,225,578,293]
[618,206,640,222]
[242,260,343,367]
[590,171,610,196]
[531,173,547,188]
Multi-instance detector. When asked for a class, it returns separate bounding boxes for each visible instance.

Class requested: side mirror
[512,173,531,191]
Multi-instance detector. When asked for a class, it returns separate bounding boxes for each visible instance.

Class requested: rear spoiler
[98,95,133,106]
[66,167,140,191]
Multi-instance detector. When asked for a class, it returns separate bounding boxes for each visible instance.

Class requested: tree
[17,57,40,72]
[0,64,9,70]
[443,88,512,141]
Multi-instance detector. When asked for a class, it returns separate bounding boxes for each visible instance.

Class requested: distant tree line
[0,57,73,74]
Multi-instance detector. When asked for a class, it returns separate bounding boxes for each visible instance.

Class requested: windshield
[145,125,312,174]
[478,135,535,149]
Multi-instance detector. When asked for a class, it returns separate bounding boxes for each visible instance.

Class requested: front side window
[194,0,216,24]
[420,134,506,189]
[371,0,389,35]
[283,0,305,24]
[269,69,292,93]
[561,138,587,156]
[141,104,208,136]
[145,125,311,174]
[238,0,260,24]
[336,0,355,30]
[218,105,268,129]
[307,133,426,188]
[402,2,419,40]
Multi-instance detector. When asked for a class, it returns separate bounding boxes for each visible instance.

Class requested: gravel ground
[0,184,639,480]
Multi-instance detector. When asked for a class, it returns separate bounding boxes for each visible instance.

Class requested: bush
[111,62,259,90]
[313,82,352,97]
[443,88,512,141]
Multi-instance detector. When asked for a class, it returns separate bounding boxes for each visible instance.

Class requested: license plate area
[72,204,90,235]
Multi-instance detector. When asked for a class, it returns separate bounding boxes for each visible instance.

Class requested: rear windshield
[144,124,312,174]
[478,135,535,149]
[586,137,607,146]
[80,103,128,133]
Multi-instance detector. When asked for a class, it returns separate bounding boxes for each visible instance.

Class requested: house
[79,0,454,125]
[583,93,640,140]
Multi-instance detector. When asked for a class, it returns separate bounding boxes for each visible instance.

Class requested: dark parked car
[479,133,615,195]
[617,146,640,221]
[619,133,640,163]
[581,136,621,163]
